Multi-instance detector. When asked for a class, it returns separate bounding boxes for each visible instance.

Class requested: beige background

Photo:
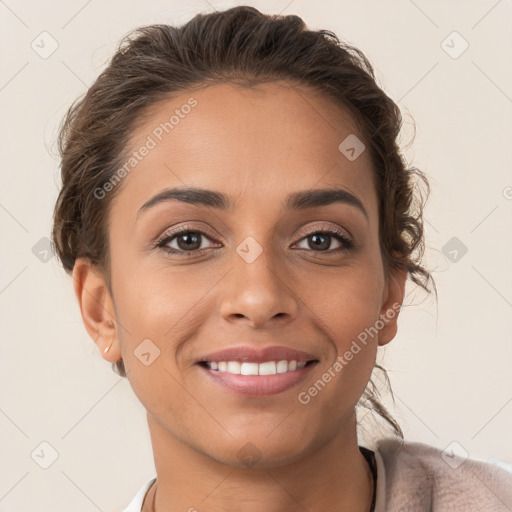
[1,0,511,510]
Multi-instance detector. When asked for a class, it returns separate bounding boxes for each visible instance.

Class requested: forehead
[111,81,377,221]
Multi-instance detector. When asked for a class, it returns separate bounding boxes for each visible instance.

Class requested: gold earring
[103,320,116,353]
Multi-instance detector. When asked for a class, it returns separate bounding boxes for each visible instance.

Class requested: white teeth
[241,362,259,375]
[205,359,309,375]
[276,360,289,373]
[258,361,277,375]
[227,361,241,374]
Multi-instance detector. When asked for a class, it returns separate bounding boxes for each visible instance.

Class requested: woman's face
[82,81,405,467]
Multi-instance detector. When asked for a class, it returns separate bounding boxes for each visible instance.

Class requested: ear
[72,257,120,362]
[377,266,407,347]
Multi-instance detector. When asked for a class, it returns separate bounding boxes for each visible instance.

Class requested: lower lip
[197,362,318,396]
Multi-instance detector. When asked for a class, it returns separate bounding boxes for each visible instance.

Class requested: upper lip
[197,345,318,364]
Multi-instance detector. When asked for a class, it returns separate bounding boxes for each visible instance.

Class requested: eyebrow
[137,186,369,221]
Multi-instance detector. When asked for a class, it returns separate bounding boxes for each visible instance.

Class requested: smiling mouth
[196,358,319,396]
[197,359,318,375]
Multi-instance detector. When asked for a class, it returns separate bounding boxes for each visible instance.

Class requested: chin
[205,434,312,469]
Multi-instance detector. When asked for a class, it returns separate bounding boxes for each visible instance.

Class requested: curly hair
[51,5,436,440]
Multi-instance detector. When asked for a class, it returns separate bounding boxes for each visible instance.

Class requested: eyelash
[154,224,355,257]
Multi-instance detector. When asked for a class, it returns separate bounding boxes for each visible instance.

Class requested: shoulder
[373,437,512,512]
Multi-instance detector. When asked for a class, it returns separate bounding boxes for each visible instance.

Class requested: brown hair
[52,5,436,439]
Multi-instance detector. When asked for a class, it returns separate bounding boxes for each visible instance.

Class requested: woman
[51,6,512,511]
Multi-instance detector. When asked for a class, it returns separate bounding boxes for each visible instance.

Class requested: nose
[219,244,299,329]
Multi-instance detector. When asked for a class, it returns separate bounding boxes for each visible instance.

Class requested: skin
[73,81,406,512]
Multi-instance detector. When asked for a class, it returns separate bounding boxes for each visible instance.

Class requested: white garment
[122,437,512,511]
[122,476,156,512]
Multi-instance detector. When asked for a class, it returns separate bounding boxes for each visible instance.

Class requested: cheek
[300,282,380,423]
[322,302,379,399]
[113,275,196,425]
[112,268,222,445]
[303,262,383,391]
[307,260,384,342]
[113,256,210,335]
[111,264,215,386]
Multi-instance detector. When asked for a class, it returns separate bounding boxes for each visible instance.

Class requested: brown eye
[174,232,202,251]
[295,229,354,253]
[307,233,334,251]
[156,229,220,255]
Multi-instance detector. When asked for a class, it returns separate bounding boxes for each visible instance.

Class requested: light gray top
[122,437,512,511]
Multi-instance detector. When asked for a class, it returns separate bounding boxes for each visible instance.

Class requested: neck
[143,411,373,512]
